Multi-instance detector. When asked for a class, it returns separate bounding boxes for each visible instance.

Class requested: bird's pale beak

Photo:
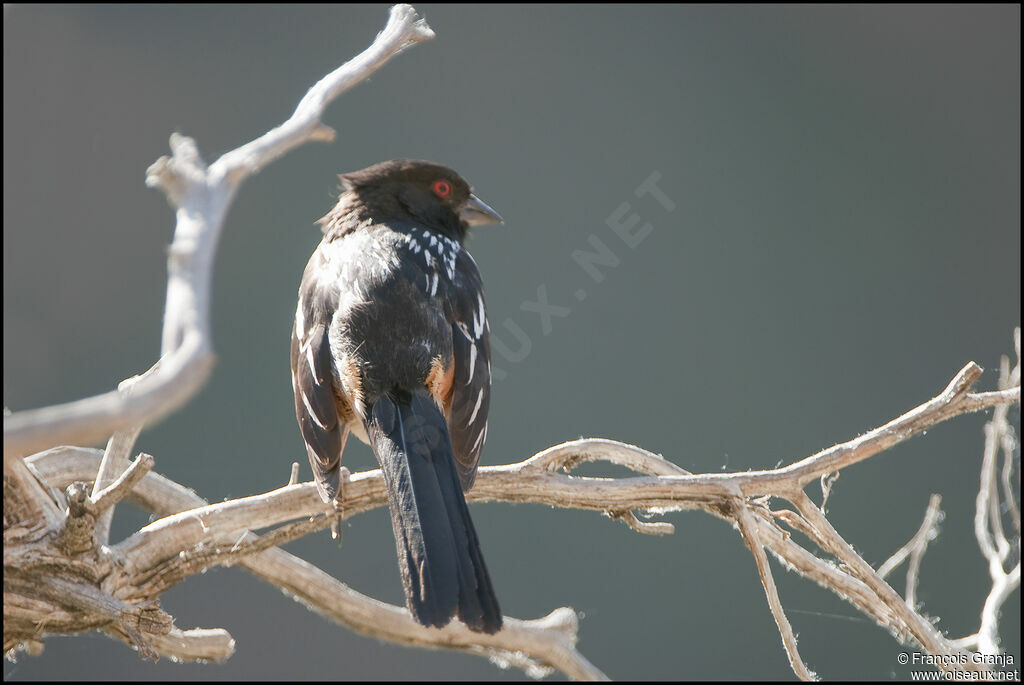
[459,193,504,227]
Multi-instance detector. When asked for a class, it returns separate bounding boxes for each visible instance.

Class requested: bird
[290,159,503,633]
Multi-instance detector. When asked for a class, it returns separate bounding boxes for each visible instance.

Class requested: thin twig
[610,509,675,535]
[877,494,943,586]
[91,454,155,515]
[905,495,942,609]
[902,501,939,612]
[789,492,981,674]
[94,374,147,545]
[735,498,816,681]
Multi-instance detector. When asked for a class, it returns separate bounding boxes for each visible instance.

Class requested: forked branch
[16,349,1020,680]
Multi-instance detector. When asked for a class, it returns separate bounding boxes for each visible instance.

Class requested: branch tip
[534,606,580,639]
[389,4,435,41]
[309,123,336,142]
[945,361,984,399]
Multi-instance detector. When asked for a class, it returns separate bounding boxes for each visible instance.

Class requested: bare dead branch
[972,328,1021,657]
[94,374,147,545]
[735,498,816,681]
[9,342,1020,679]
[3,333,213,462]
[20,343,1018,679]
[766,363,1017,495]
[789,491,983,674]
[756,513,899,628]
[877,494,943,605]
[27,447,606,680]
[610,509,675,535]
[130,627,236,664]
[905,495,941,610]
[91,454,155,516]
[3,450,64,530]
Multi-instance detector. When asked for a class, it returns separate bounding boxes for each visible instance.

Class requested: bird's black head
[321,159,502,243]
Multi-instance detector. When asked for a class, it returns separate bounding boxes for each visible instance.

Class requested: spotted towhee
[290,159,503,633]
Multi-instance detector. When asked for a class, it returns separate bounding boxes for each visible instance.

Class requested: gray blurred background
[3,4,1020,681]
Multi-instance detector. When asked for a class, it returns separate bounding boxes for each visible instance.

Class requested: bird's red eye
[432,180,452,198]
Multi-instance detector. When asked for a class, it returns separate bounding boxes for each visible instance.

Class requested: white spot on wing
[473,294,486,337]
[304,342,318,383]
[468,387,484,424]
[471,423,486,452]
[295,305,306,341]
[467,342,477,384]
[301,389,327,429]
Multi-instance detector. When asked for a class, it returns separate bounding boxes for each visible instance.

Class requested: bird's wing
[291,275,345,502]
[445,250,491,490]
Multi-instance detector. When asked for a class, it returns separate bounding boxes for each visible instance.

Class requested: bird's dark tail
[365,389,502,633]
